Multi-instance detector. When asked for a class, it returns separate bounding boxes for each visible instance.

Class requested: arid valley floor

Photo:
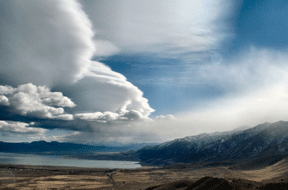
[1,158,288,190]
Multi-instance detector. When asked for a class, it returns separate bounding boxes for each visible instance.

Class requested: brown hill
[145,176,288,190]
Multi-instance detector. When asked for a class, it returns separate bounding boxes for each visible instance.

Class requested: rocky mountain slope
[138,121,288,166]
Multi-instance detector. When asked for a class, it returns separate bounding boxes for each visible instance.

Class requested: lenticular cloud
[0,0,94,87]
[0,0,154,118]
[81,0,232,57]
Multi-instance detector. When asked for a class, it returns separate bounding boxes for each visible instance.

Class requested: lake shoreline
[0,152,142,169]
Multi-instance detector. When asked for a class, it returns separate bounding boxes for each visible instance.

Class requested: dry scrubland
[1,159,288,190]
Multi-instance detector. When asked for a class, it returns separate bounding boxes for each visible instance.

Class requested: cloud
[75,111,120,122]
[155,115,176,121]
[75,110,148,122]
[171,83,288,137]
[58,47,288,143]
[148,48,288,142]
[0,96,9,106]
[121,110,144,121]
[53,114,74,121]
[148,47,288,141]
[0,86,15,95]
[39,122,161,144]
[32,131,81,142]
[0,83,75,120]
[0,0,95,87]
[191,47,288,95]
[0,0,157,143]
[5,0,282,144]
[93,39,120,57]
[0,0,154,119]
[0,121,47,136]
[81,0,233,57]
[63,61,154,116]
[30,111,176,143]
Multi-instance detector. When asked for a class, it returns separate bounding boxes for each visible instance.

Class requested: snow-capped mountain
[137,121,288,166]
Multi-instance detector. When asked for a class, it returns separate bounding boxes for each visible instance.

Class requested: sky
[1,0,288,144]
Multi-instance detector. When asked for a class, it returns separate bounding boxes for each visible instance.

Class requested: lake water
[0,153,141,169]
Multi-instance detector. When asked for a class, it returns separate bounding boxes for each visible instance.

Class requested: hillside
[137,121,288,166]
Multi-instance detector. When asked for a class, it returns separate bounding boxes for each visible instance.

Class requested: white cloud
[0,83,75,120]
[0,0,95,87]
[75,111,119,122]
[0,95,9,106]
[0,86,15,95]
[75,109,148,123]
[121,110,144,121]
[53,114,74,121]
[93,39,120,57]
[155,115,176,121]
[81,0,233,57]
[192,47,288,95]
[67,61,154,116]
[0,120,47,135]
[0,0,154,119]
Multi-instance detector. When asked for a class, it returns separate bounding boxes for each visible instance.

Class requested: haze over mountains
[137,121,288,166]
[1,120,288,168]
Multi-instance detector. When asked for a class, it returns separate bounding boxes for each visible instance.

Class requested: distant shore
[0,152,141,169]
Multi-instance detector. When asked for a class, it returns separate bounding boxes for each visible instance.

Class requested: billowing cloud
[0,83,75,120]
[81,0,233,57]
[0,0,154,120]
[64,61,154,116]
[0,121,47,136]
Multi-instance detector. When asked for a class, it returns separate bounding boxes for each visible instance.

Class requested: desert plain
[1,158,288,190]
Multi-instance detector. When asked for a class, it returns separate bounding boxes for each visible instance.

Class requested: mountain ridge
[0,140,157,156]
[137,121,288,166]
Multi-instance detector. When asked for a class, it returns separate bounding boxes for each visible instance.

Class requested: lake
[0,152,141,169]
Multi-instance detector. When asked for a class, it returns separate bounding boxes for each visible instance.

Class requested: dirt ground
[1,159,288,190]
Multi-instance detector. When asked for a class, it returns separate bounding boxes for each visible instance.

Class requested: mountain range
[1,120,288,167]
[137,121,288,166]
[0,140,156,155]
[0,141,106,155]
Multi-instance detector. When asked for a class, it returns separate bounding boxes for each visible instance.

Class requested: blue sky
[1,0,288,143]
[230,0,288,51]
[100,54,227,116]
